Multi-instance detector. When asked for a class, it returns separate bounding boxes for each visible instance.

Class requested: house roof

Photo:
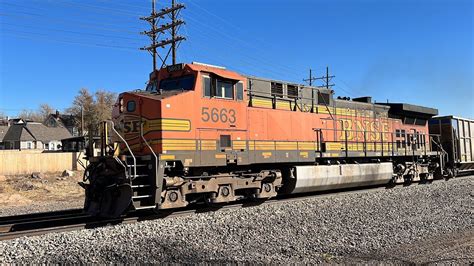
[46,113,78,128]
[3,123,72,142]
[0,126,9,142]
[26,123,72,142]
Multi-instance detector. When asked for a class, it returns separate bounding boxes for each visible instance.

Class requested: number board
[166,63,184,72]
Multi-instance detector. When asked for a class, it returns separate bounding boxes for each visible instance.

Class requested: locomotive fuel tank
[283,162,394,194]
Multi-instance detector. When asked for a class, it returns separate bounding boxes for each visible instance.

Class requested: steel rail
[0,177,470,241]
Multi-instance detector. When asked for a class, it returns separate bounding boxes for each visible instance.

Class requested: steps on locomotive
[124,155,157,210]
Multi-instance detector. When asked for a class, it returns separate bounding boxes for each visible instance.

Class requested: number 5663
[201,107,236,124]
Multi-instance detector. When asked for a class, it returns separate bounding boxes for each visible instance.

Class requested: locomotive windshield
[159,75,195,91]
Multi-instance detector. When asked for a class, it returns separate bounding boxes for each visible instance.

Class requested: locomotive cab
[82,62,254,217]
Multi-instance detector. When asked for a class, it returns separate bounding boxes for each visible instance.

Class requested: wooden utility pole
[140,0,186,69]
[81,106,84,136]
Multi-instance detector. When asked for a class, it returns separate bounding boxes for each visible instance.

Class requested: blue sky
[0,0,473,118]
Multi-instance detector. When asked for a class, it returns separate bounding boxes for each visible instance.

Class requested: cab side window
[202,74,243,101]
[216,80,234,99]
[236,82,244,100]
[203,75,212,97]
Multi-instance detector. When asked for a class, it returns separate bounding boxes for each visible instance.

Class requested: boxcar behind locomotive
[81,62,443,217]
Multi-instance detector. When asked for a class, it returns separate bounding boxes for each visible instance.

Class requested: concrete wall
[0,150,87,175]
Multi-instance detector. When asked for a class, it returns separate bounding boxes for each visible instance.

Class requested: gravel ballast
[1,177,472,264]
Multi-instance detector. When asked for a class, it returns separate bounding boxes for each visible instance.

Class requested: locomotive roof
[432,115,474,122]
[244,75,333,94]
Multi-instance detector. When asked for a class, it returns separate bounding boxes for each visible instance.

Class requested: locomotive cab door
[197,73,249,167]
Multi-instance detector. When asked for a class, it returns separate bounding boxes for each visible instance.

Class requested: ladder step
[134,206,156,210]
[132,185,152,188]
[133,195,153,199]
[130,174,148,178]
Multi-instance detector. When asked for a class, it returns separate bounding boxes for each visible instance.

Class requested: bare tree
[17,103,55,122]
[67,88,117,135]
[39,104,55,121]
[94,90,117,123]
[18,109,43,122]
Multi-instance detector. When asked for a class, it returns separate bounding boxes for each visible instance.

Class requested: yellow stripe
[215,154,226,159]
[232,140,246,150]
[161,139,196,151]
[249,142,255,151]
[252,98,273,108]
[298,142,316,150]
[275,142,298,150]
[326,142,344,150]
[147,118,191,132]
[200,140,217,151]
[276,101,291,110]
[255,141,275,150]
[160,155,176,160]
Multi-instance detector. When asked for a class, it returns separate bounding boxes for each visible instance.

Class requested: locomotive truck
[81,62,448,218]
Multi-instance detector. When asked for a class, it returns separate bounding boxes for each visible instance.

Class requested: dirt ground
[0,171,85,208]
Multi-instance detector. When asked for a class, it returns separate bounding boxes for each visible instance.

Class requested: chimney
[55,110,59,117]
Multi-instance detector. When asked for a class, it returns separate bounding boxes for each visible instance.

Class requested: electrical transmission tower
[140,0,186,71]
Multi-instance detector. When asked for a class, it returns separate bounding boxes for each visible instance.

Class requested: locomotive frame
[81,62,446,217]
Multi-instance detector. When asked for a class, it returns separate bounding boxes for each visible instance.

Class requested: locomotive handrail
[140,122,158,184]
[312,127,431,156]
[105,120,137,182]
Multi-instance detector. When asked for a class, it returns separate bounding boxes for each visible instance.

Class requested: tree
[38,104,54,121]
[94,90,117,124]
[17,103,55,122]
[67,88,117,135]
[18,109,42,122]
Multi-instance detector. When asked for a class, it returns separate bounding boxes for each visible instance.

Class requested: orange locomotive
[82,62,441,217]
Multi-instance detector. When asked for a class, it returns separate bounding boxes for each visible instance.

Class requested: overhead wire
[1,30,139,51]
[2,22,144,43]
[1,0,372,98]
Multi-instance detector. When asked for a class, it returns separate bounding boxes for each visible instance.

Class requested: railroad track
[1,177,467,241]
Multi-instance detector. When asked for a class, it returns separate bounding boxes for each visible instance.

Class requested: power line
[2,23,144,43]
[2,31,139,51]
[0,9,144,32]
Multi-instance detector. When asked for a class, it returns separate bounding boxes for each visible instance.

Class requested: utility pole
[305,66,335,90]
[323,66,335,90]
[303,69,318,86]
[151,0,157,71]
[303,66,336,117]
[171,0,177,65]
[80,106,84,136]
[140,0,186,70]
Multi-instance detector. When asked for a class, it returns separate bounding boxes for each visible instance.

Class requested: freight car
[81,62,444,217]
[429,116,474,176]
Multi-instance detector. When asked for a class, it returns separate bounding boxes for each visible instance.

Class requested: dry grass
[0,171,85,207]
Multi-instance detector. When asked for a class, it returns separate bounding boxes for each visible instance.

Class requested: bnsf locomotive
[81,62,449,217]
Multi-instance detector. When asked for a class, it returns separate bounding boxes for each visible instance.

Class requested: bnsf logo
[123,121,141,134]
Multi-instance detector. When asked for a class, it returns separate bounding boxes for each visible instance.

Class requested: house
[44,111,80,136]
[2,122,72,150]
[0,125,9,149]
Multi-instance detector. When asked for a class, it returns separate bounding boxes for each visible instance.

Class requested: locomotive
[81,62,447,218]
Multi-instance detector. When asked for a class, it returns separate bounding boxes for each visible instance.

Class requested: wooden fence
[0,150,88,175]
